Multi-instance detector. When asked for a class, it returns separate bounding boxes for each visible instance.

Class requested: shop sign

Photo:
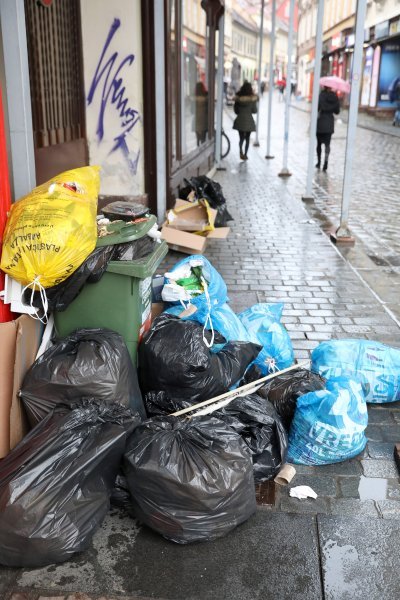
[331,33,342,51]
[361,46,374,106]
[375,20,389,40]
[389,19,400,37]
[369,46,381,107]
[378,40,400,107]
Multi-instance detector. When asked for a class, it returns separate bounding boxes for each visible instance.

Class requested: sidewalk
[2,139,400,600]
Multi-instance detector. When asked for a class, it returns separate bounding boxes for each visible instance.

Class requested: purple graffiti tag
[87,18,141,171]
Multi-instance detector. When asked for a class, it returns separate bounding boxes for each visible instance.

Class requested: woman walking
[316,86,340,171]
[233,81,258,161]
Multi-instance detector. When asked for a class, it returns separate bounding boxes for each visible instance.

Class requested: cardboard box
[166,199,217,232]
[0,315,43,457]
[162,199,230,254]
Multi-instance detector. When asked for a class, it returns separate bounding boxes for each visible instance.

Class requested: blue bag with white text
[238,303,294,374]
[312,339,400,403]
[287,377,368,465]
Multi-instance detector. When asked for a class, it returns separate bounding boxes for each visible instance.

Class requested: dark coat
[317,90,340,134]
[233,95,258,132]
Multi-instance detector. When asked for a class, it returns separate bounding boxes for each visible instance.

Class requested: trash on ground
[215,393,288,482]
[20,328,145,426]
[0,400,139,567]
[312,338,400,403]
[288,376,368,465]
[166,198,216,232]
[0,166,100,289]
[289,485,318,500]
[102,199,149,222]
[110,473,136,516]
[258,368,326,429]
[238,303,295,373]
[162,257,294,373]
[139,314,261,404]
[179,175,233,227]
[123,415,256,543]
[161,199,229,255]
[274,464,296,486]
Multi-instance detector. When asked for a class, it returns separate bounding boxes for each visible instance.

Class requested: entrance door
[24,0,87,184]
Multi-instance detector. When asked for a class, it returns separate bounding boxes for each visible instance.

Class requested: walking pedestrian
[277,77,286,102]
[316,86,340,171]
[233,81,258,161]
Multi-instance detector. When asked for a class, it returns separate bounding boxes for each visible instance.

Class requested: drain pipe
[215,13,225,169]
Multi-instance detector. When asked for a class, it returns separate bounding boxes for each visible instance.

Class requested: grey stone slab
[280,496,330,515]
[10,510,323,600]
[327,499,379,516]
[367,408,395,425]
[318,515,400,599]
[361,459,399,478]
[376,500,400,519]
[367,442,397,460]
[281,475,337,498]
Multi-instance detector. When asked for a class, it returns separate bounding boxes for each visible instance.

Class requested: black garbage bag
[257,369,326,430]
[180,176,233,227]
[216,394,288,482]
[123,415,256,543]
[24,245,115,312]
[0,400,139,567]
[112,236,156,261]
[144,390,192,417]
[110,473,136,516]
[139,314,261,403]
[21,328,146,426]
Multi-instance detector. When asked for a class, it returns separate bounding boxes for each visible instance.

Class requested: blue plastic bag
[312,339,400,404]
[238,303,294,374]
[163,255,249,342]
[287,377,368,465]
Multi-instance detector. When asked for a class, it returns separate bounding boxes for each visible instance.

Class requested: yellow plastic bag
[0,166,100,289]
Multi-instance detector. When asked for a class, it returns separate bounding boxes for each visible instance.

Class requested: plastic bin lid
[96,215,157,247]
[106,239,168,279]
[102,201,149,221]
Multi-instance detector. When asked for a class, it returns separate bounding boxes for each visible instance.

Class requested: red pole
[0,86,13,322]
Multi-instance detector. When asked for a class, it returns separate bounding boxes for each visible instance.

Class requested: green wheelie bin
[54,216,168,365]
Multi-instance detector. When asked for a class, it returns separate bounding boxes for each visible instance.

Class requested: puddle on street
[358,476,387,500]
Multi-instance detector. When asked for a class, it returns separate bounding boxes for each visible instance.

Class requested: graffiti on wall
[87,18,141,174]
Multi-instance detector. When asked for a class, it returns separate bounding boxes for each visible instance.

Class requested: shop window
[182,2,208,154]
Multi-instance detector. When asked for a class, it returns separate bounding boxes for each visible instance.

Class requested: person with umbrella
[316,77,344,171]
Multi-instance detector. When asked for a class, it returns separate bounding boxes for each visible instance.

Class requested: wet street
[3,96,400,600]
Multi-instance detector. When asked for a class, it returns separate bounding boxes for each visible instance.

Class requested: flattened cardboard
[161,225,207,255]
[0,321,17,457]
[151,302,164,321]
[9,315,43,450]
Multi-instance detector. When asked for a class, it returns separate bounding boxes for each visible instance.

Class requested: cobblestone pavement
[2,101,400,600]
[224,94,400,322]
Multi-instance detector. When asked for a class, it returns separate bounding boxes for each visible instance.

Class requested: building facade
[0,0,224,215]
